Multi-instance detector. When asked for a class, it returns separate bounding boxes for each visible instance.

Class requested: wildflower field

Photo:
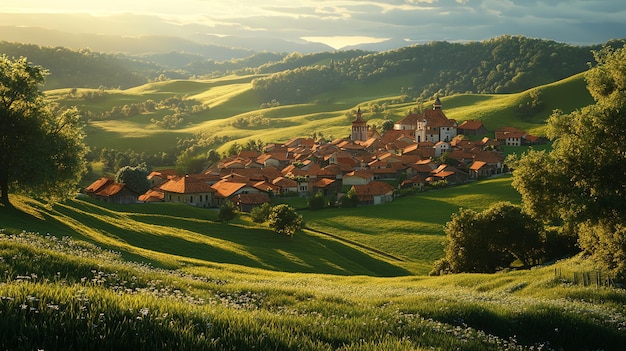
[1,231,625,350]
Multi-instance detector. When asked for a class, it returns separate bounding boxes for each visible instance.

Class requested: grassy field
[0,176,518,276]
[302,175,521,274]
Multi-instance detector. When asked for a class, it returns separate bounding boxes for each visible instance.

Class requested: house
[211,179,258,206]
[147,169,178,187]
[85,177,139,204]
[495,127,527,146]
[433,141,450,157]
[468,161,495,179]
[138,187,165,203]
[429,164,469,184]
[234,193,270,212]
[458,120,488,136]
[159,175,215,207]
[272,177,299,195]
[400,175,425,190]
[343,170,374,186]
[394,113,420,131]
[350,181,395,205]
[311,178,341,197]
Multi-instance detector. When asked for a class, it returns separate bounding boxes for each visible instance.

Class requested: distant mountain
[189,33,335,54]
[0,26,256,61]
[0,26,335,59]
[341,38,419,52]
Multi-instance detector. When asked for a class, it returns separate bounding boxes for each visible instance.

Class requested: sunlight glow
[301,36,390,50]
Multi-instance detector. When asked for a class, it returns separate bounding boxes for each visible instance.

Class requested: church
[393,98,458,143]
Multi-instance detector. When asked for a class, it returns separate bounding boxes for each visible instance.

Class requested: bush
[217,201,237,223]
[250,203,272,223]
[308,191,326,210]
[267,204,303,237]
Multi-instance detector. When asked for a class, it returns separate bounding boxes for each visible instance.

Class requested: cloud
[0,0,624,48]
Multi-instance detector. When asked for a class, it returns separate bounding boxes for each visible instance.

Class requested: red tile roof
[138,188,165,202]
[235,193,269,205]
[345,170,374,179]
[458,120,485,130]
[85,177,134,197]
[313,178,336,188]
[211,180,247,198]
[352,181,394,196]
[160,176,216,194]
[85,177,112,193]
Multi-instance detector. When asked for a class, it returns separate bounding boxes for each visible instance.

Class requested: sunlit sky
[1,0,625,49]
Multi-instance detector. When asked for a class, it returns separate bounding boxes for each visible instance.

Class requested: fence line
[554,267,616,287]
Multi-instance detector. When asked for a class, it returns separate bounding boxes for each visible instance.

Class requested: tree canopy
[0,56,87,205]
[432,202,544,275]
[267,204,303,237]
[508,45,626,279]
[115,164,151,194]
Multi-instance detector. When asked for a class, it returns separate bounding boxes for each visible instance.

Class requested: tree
[0,56,87,205]
[217,201,237,223]
[338,188,359,208]
[267,204,303,237]
[507,45,626,279]
[115,164,150,194]
[308,191,325,210]
[250,202,272,223]
[381,119,395,132]
[432,202,544,274]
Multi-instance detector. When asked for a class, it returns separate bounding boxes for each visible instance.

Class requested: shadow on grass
[127,213,411,276]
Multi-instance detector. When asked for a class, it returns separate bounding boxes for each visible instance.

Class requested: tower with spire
[351,107,368,142]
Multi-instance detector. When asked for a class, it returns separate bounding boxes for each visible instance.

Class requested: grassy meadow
[1,175,518,276]
[1,229,625,350]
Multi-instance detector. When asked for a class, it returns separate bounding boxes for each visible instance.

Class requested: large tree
[0,56,87,205]
[432,202,544,274]
[508,45,626,279]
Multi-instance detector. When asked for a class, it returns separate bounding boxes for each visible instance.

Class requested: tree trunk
[0,169,9,206]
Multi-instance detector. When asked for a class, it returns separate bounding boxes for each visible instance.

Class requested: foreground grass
[1,231,624,350]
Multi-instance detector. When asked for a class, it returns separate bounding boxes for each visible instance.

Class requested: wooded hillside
[3,36,625,97]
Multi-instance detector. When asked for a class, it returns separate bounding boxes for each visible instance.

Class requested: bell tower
[351,107,367,141]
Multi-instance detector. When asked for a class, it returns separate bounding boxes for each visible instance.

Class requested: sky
[1,0,625,49]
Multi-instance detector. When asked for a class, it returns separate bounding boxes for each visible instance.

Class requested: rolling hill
[46,69,594,160]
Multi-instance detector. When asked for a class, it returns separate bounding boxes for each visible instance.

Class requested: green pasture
[0,195,409,277]
[0,176,518,276]
[303,175,521,274]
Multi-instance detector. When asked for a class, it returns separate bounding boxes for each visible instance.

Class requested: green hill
[46,68,593,161]
[0,175,518,276]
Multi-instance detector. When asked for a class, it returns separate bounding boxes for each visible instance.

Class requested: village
[85,98,543,210]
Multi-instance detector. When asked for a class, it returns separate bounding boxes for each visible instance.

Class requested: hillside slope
[48,69,594,158]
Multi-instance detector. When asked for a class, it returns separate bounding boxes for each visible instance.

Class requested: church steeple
[351,107,367,141]
[433,97,442,110]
